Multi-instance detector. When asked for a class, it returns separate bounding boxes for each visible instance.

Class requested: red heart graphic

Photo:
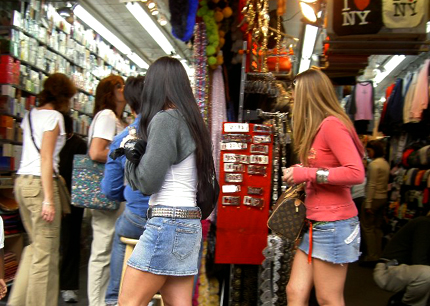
[354,0,370,10]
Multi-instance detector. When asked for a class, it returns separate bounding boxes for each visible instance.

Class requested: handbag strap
[28,109,61,178]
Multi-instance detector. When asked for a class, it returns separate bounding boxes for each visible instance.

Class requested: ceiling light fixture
[299,2,317,22]
[147,1,156,9]
[151,8,159,16]
[73,5,149,69]
[74,5,131,55]
[373,55,406,85]
[158,15,168,26]
[298,24,319,73]
[128,52,150,69]
[125,2,176,55]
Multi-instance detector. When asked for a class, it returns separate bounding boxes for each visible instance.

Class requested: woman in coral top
[283,68,365,306]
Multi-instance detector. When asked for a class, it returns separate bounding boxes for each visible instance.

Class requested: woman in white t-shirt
[8,73,76,306]
[86,75,127,306]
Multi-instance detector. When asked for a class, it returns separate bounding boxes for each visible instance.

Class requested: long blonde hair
[292,68,364,165]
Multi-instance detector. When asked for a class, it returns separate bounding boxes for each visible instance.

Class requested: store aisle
[345,262,392,306]
[52,262,391,306]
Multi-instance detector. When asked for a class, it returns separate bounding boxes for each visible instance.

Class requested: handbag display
[71,112,121,211]
[28,110,71,215]
[267,183,306,242]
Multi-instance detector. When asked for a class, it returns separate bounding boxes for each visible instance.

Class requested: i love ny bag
[267,183,306,241]
[71,112,121,211]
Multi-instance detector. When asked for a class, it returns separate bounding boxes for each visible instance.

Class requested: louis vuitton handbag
[267,183,306,242]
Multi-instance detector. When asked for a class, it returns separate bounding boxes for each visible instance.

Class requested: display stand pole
[238,41,248,123]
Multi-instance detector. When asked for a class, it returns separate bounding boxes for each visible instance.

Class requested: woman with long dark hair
[121,57,214,305]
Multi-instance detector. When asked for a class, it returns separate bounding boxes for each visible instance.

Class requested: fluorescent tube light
[298,24,318,73]
[126,2,176,55]
[74,5,149,69]
[427,21,430,33]
[300,2,317,23]
[373,55,406,85]
[74,5,131,55]
[128,52,149,69]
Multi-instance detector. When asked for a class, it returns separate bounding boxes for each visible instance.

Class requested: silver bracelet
[316,168,329,184]
[42,201,53,206]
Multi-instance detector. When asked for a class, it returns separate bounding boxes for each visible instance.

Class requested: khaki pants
[374,263,430,306]
[361,198,387,261]
[8,176,61,306]
[87,205,123,306]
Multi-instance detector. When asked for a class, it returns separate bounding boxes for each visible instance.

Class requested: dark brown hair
[367,140,386,159]
[38,73,76,112]
[124,76,145,113]
[93,75,124,116]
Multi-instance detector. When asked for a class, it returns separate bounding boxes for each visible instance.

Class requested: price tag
[250,155,269,164]
[253,135,272,143]
[223,154,249,164]
[250,144,269,154]
[222,196,241,206]
[248,187,263,195]
[224,123,249,133]
[253,124,272,134]
[222,185,241,193]
[220,142,248,150]
[243,196,264,208]
[248,165,267,175]
[224,163,245,172]
[225,173,243,183]
[222,134,252,143]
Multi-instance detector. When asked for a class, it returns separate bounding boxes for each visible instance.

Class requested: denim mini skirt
[298,216,360,264]
[127,206,202,276]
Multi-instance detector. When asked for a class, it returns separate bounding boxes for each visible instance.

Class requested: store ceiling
[77,0,192,66]
[74,0,427,99]
[75,0,304,68]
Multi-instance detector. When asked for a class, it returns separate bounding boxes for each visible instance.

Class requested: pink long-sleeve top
[293,116,365,222]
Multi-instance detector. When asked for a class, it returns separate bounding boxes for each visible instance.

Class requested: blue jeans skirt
[298,216,361,264]
[127,207,202,276]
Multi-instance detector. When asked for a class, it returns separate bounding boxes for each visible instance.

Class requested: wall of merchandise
[0,2,140,173]
[0,1,143,286]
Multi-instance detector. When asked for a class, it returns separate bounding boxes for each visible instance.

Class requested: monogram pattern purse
[267,184,306,241]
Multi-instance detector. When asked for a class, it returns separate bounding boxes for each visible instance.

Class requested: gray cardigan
[125,109,196,195]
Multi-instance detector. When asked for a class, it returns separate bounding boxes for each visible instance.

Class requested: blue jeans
[105,207,146,305]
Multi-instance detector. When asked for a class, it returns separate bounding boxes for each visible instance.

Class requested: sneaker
[61,290,78,303]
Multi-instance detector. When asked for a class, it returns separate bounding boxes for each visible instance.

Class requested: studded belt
[147,207,202,219]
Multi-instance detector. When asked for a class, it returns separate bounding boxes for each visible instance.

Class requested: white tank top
[149,153,197,207]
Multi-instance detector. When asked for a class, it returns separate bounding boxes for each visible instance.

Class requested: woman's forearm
[40,155,55,203]
[89,148,108,163]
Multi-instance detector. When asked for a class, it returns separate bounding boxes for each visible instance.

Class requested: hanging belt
[306,220,313,264]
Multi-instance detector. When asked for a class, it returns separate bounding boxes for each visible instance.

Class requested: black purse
[197,157,220,219]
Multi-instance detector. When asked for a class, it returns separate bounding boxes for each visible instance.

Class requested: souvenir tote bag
[382,0,424,29]
[71,112,121,211]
